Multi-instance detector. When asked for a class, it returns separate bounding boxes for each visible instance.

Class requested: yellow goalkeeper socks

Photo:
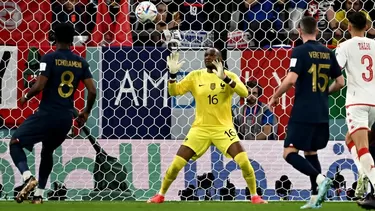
[159,155,187,195]
[234,152,257,196]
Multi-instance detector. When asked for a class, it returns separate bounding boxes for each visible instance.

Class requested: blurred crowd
[50,0,375,48]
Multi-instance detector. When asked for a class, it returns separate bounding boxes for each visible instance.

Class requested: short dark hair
[298,16,317,35]
[245,80,262,96]
[348,12,367,31]
[54,23,75,44]
[206,47,222,58]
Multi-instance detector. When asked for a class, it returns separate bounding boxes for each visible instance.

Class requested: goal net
[0,0,373,202]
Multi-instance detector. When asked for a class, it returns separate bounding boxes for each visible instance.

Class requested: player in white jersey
[335,12,375,209]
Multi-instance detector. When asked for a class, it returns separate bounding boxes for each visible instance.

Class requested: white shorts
[346,105,375,135]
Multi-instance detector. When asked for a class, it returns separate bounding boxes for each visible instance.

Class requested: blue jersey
[289,40,342,123]
[243,0,283,30]
[179,0,206,30]
[38,49,92,115]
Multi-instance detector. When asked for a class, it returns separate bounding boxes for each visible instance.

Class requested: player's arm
[328,75,345,94]
[21,57,51,104]
[269,49,300,106]
[334,44,347,69]
[271,72,298,102]
[224,71,248,97]
[168,72,193,96]
[24,76,48,100]
[78,62,97,125]
[211,60,248,98]
[329,50,345,94]
[166,52,191,96]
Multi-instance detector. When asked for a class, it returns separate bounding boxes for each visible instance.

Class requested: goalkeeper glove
[212,59,225,79]
[212,59,232,84]
[167,52,185,79]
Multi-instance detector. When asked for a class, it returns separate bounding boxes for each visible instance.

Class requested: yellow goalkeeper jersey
[169,69,248,127]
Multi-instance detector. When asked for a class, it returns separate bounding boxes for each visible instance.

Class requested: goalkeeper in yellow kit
[147,48,267,204]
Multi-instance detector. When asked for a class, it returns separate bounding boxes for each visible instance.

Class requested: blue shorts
[11,111,72,151]
[284,122,329,151]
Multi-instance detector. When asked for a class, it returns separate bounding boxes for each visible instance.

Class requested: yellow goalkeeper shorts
[182,126,240,160]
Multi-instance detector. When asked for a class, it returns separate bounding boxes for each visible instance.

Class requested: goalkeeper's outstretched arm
[166,51,192,96]
[211,60,248,98]
[224,72,248,98]
[168,72,193,96]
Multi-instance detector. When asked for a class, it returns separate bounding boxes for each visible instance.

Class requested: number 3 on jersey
[361,55,374,82]
[58,70,74,98]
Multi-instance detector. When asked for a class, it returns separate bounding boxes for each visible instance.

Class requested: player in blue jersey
[269,16,345,209]
[9,23,96,204]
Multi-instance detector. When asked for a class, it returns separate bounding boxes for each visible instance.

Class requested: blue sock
[305,154,321,195]
[285,152,319,180]
[38,148,54,189]
[10,143,29,174]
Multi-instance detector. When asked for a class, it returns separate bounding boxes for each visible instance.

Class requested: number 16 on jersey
[208,94,218,105]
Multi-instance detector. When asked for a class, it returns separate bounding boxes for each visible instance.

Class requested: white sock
[310,195,317,202]
[22,171,32,181]
[251,194,258,197]
[158,191,164,196]
[359,152,375,188]
[34,188,44,197]
[316,174,325,186]
[350,145,364,175]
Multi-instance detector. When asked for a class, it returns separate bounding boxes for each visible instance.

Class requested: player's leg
[10,114,39,180]
[9,138,39,203]
[158,145,195,196]
[283,122,330,208]
[10,113,45,203]
[354,129,375,208]
[369,124,375,196]
[9,138,32,182]
[284,147,328,209]
[212,127,266,204]
[283,123,326,184]
[283,148,327,191]
[148,127,211,203]
[32,117,72,204]
[355,107,375,209]
[226,142,267,204]
[31,140,66,203]
[347,107,375,187]
[306,123,333,207]
[356,129,375,200]
[346,131,368,198]
[303,149,332,209]
[303,151,321,204]
[346,132,364,176]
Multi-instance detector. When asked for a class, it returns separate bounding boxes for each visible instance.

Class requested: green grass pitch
[0,201,366,211]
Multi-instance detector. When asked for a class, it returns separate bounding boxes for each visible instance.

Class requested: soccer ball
[135,1,157,23]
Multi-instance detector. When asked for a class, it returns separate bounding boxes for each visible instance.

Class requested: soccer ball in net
[135,1,157,23]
